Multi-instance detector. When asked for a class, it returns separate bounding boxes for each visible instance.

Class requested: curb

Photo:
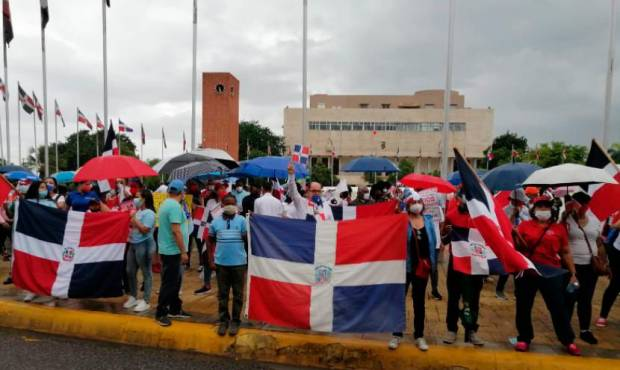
[0,300,617,369]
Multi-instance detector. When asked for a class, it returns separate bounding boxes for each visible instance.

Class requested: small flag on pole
[118,119,133,133]
[77,108,92,129]
[95,114,104,129]
[54,100,65,127]
[486,145,494,161]
[162,128,167,149]
[18,85,34,114]
[33,92,43,120]
[106,0,110,7]
[40,0,48,29]
[292,144,310,166]
[0,77,5,101]
[140,123,145,145]
[3,0,13,45]
[182,131,186,152]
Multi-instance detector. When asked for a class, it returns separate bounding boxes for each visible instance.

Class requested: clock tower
[201,72,239,160]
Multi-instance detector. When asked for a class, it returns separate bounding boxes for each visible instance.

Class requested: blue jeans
[126,238,155,302]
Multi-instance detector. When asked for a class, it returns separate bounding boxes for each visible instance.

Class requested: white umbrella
[522,163,618,186]
[153,148,238,175]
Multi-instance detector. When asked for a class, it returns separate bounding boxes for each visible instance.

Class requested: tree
[387,159,415,183]
[239,120,285,160]
[483,131,528,169]
[525,142,587,168]
[143,158,163,190]
[310,163,333,186]
[609,143,620,163]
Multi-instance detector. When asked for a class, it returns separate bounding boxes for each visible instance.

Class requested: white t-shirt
[566,214,601,265]
[254,193,285,217]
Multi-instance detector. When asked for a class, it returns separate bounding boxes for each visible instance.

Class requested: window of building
[317,103,326,109]
[309,122,318,130]
[450,122,466,131]
[330,122,341,131]
[230,86,235,96]
[352,122,363,131]
[341,122,352,131]
[424,103,435,108]
[381,103,391,109]
[215,84,225,94]
[359,103,369,108]
[375,122,386,131]
[364,122,374,131]
[319,122,329,131]
[386,122,397,131]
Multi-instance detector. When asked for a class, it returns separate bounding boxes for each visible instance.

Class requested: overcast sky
[3,0,619,162]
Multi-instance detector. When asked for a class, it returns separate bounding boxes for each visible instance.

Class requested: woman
[124,189,156,313]
[193,188,224,295]
[514,195,580,355]
[66,181,108,212]
[596,211,620,327]
[562,192,605,344]
[388,191,437,352]
[44,177,65,209]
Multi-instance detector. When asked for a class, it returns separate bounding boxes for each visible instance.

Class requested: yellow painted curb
[0,299,617,369]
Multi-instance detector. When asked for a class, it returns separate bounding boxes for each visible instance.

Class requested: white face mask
[236,186,243,193]
[409,203,424,214]
[535,209,552,221]
[362,193,370,200]
[223,205,237,216]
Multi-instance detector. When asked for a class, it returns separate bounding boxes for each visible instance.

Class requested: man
[155,179,191,327]
[230,180,249,208]
[242,185,260,215]
[209,195,248,337]
[254,182,284,217]
[350,186,373,206]
[286,163,331,220]
[66,181,108,212]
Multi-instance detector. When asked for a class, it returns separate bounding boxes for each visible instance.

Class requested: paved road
[0,328,308,370]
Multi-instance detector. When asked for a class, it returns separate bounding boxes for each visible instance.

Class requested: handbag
[575,220,609,276]
[412,227,431,279]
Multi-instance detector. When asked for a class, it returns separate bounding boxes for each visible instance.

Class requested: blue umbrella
[482,163,541,192]
[0,165,30,174]
[448,169,487,186]
[230,156,308,179]
[342,156,399,173]
[51,171,75,184]
[5,170,39,182]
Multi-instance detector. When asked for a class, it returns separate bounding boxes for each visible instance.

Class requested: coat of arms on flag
[12,201,130,298]
[247,214,407,333]
[292,144,310,166]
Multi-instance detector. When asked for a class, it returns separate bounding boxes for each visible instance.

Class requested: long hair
[141,189,155,212]
[25,181,52,201]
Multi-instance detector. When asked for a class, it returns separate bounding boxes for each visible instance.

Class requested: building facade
[283,90,494,185]
[202,72,240,160]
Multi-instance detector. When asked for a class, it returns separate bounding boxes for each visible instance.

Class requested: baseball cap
[168,179,185,195]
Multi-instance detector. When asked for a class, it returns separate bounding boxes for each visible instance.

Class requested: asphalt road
[0,328,308,370]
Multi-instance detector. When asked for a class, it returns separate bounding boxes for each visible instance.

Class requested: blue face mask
[46,184,54,192]
[39,190,48,199]
[133,198,143,208]
[311,195,322,206]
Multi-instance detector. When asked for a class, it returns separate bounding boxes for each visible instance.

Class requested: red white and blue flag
[118,119,133,133]
[12,201,130,298]
[95,114,104,129]
[585,139,620,222]
[247,214,407,332]
[77,108,92,129]
[455,149,534,274]
[33,92,43,120]
[54,99,65,127]
[292,144,310,166]
[329,199,397,221]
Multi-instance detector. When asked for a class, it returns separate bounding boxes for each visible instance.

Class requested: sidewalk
[0,252,618,369]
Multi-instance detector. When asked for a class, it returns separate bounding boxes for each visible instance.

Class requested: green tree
[144,158,163,190]
[387,159,415,183]
[239,120,285,160]
[484,131,528,169]
[609,143,620,163]
[525,142,587,168]
[310,163,334,185]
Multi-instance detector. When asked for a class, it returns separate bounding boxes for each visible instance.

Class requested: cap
[532,195,553,206]
[524,187,539,197]
[168,179,185,194]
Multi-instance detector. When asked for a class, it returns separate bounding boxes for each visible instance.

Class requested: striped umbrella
[169,160,228,182]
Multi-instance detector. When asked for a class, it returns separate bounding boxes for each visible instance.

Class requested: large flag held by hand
[454,149,534,274]
[586,139,620,221]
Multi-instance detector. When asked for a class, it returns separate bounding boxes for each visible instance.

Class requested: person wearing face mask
[208,195,247,337]
[351,186,373,205]
[242,185,261,215]
[286,163,332,221]
[513,195,580,356]
[254,181,284,217]
[561,191,606,345]
[388,192,437,352]
[44,177,65,209]
[66,181,108,212]
[230,181,249,207]
[124,189,157,313]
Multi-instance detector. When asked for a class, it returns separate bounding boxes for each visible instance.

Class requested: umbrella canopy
[0,165,31,174]
[153,148,237,175]
[231,156,308,179]
[74,155,158,182]
[342,156,399,173]
[5,170,39,182]
[522,163,619,187]
[481,163,541,192]
[51,171,75,184]
[400,173,456,193]
[169,160,229,182]
[448,169,487,186]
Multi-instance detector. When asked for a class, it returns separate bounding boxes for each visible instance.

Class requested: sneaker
[169,310,192,319]
[229,321,240,336]
[595,317,608,328]
[23,292,36,302]
[133,299,150,313]
[566,343,581,356]
[217,321,229,336]
[3,276,12,285]
[193,286,211,296]
[443,331,457,344]
[514,341,529,352]
[495,290,508,300]
[415,337,429,352]
[431,291,443,301]
[388,336,401,350]
[156,316,171,327]
[579,330,598,345]
[123,296,138,309]
[468,331,485,346]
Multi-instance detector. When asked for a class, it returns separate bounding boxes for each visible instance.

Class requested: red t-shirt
[517,220,568,268]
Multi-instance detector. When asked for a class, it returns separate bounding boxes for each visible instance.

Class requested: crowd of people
[0,163,618,356]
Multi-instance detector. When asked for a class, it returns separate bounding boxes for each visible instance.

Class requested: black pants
[566,264,598,331]
[446,261,484,333]
[496,274,510,292]
[515,273,575,345]
[216,265,246,323]
[394,272,429,339]
[156,254,183,318]
[187,228,204,267]
[430,249,440,293]
[601,246,620,318]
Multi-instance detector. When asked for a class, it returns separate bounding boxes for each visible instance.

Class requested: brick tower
[201,72,239,160]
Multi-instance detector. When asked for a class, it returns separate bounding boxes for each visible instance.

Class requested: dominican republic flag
[18,85,35,114]
[455,149,534,274]
[77,108,92,129]
[292,144,310,166]
[329,199,397,221]
[54,99,65,127]
[102,124,118,156]
[162,128,167,149]
[33,92,43,120]
[0,77,5,101]
[3,0,13,45]
[451,224,505,275]
[247,214,407,333]
[95,114,104,129]
[12,201,130,298]
[140,123,145,145]
[586,139,620,221]
[118,120,133,133]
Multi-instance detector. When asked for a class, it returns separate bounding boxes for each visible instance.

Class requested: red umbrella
[74,155,158,182]
[399,173,456,194]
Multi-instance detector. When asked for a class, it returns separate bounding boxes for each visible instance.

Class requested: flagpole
[190,0,197,150]
[33,110,38,169]
[140,124,143,160]
[95,126,99,156]
[301,0,308,147]
[41,18,49,177]
[16,87,19,165]
[603,0,617,148]
[440,0,455,179]
[102,0,109,134]
[54,106,58,172]
[3,41,9,164]
[76,109,79,168]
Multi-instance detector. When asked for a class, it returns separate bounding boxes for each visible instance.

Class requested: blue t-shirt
[231,190,249,207]
[158,198,189,255]
[66,191,100,212]
[209,214,247,266]
[129,209,156,244]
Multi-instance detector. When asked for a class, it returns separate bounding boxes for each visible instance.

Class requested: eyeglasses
[310,189,321,194]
